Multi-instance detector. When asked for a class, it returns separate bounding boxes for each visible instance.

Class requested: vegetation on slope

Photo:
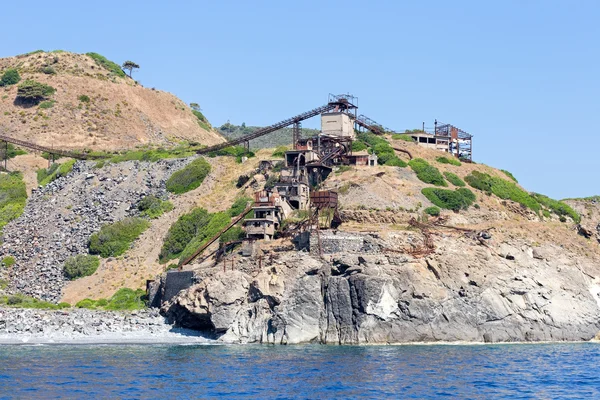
[465,171,540,213]
[138,196,173,219]
[0,172,27,234]
[422,187,476,211]
[75,288,146,311]
[356,132,407,167]
[166,157,211,194]
[0,294,70,310]
[409,158,447,186]
[0,68,20,86]
[16,80,56,104]
[88,217,150,258]
[36,159,76,186]
[208,145,254,163]
[63,254,100,280]
[218,123,320,149]
[86,52,127,78]
[501,169,518,182]
[532,193,581,223]
[443,171,466,187]
[436,156,461,166]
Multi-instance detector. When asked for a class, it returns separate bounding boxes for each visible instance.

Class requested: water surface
[0,343,598,398]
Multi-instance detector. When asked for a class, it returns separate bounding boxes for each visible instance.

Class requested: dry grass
[0,51,224,152]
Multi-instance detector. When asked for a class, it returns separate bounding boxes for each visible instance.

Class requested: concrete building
[320,112,355,139]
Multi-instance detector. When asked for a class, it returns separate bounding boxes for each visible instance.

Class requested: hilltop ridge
[0,50,224,151]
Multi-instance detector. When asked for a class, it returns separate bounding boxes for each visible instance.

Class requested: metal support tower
[292,121,301,150]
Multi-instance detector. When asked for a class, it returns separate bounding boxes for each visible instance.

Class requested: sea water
[0,343,599,399]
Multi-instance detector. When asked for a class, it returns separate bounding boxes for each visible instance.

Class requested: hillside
[218,122,320,149]
[1,113,600,344]
[0,50,224,151]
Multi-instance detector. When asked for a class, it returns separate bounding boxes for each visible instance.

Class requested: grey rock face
[161,234,600,344]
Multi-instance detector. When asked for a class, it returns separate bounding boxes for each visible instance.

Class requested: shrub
[0,172,27,234]
[36,159,76,186]
[5,144,27,158]
[422,187,476,211]
[89,217,150,257]
[220,226,244,244]
[443,171,465,187]
[208,146,254,163]
[409,158,447,186]
[384,156,407,167]
[137,196,173,219]
[0,293,69,309]
[351,140,368,152]
[0,69,20,86]
[159,208,213,262]
[272,146,288,158]
[63,254,100,280]
[436,156,461,166]
[42,66,56,75]
[464,171,540,212]
[166,157,211,194]
[75,298,97,309]
[39,100,55,109]
[391,134,414,142]
[501,169,518,183]
[78,94,90,103]
[178,212,231,263]
[229,196,252,217]
[16,80,56,104]
[532,193,581,223]
[2,256,15,267]
[424,206,441,216]
[104,288,146,311]
[559,216,567,223]
[86,52,126,77]
[192,109,207,122]
[336,165,352,174]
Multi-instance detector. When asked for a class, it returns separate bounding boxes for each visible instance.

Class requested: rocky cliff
[159,229,600,344]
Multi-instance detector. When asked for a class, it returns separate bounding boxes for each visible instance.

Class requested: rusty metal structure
[0,131,109,161]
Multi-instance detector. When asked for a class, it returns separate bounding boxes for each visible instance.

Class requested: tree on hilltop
[121,61,140,78]
[190,103,201,112]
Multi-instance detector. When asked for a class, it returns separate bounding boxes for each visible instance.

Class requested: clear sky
[0,0,597,199]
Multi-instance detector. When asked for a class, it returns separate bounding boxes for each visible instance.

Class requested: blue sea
[0,343,599,399]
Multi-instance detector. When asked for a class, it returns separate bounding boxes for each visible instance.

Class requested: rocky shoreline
[0,307,212,345]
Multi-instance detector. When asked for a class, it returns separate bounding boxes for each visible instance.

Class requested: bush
[39,100,55,109]
[501,169,518,182]
[464,171,540,213]
[78,94,90,103]
[159,208,213,262]
[391,134,414,142]
[2,256,15,267]
[0,293,69,309]
[208,146,254,163]
[86,52,126,77]
[351,140,368,152]
[443,171,465,187]
[75,299,97,309]
[436,156,461,166]
[166,157,211,194]
[422,187,476,211]
[138,195,173,219]
[272,146,288,158]
[104,288,146,311]
[220,226,244,244]
[36,159,76,186]
[409,158,447,186]
[178,212,231,263]
[16,80,56,104]
[384,156,407,167]
[64,254,100,280]
[532,193,581,223]
[0,69,20,86]
[192,109,207,122]
[89,217,150,257]
[424,206,441,216]
[0,172,27,234]
[4,144,27,158]
[229,196,252,217]
[42,66,56,75]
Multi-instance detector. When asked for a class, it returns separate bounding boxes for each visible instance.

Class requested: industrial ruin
[174,94,474,266]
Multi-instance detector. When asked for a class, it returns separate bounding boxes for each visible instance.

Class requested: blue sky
[0,0,597,199]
